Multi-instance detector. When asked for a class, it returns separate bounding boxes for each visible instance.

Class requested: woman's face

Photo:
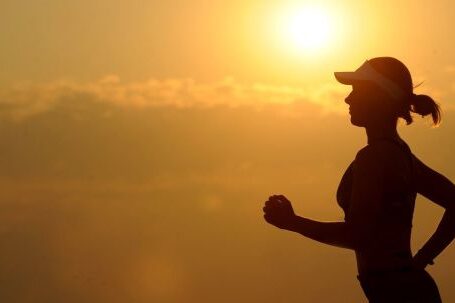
[344,81,392,127]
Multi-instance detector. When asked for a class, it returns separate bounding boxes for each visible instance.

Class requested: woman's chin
[350,116,365,127]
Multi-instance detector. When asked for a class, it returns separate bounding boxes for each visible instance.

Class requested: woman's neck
[365,123,400,145]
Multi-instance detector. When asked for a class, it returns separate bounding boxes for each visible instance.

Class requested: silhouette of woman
[262,57,455,302]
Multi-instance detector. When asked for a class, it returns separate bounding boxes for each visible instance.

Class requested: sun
[275,5,334,54]
[287,8,331,50]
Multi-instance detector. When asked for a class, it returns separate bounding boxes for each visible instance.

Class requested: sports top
[336,137,418,273]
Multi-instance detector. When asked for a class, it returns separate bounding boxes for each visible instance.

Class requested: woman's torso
[337,137,417,275]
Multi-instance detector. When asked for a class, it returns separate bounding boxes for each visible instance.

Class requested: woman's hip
[356,267,442,303]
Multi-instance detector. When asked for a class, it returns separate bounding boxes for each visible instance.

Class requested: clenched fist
[263,194,297,230]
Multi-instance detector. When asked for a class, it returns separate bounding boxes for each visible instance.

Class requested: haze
[0,0,454,302]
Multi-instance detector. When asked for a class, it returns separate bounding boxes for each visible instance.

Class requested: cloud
[3,74,452,123]
[1,76,455,303]
[0,76,349,122]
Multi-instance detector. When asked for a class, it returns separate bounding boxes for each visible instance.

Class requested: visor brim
[334,72,359,85]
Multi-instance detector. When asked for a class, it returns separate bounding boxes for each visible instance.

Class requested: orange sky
[1,0,455,86]
[0,1,454,302]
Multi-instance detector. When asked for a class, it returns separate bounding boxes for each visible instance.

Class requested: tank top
[336,137,416,222]
[336,138,418,270]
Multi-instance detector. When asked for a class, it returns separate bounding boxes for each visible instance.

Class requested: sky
[1,0,455,302]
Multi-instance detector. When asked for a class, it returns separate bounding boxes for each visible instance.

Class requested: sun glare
[275,5,335,55]
[288,8,331,50]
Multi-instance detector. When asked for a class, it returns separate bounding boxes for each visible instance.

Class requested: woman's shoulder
[356,140,400,159]
[355,139,410,168]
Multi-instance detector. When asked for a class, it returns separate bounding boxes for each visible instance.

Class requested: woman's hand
[412,250,434,270]
[263,194,297,230]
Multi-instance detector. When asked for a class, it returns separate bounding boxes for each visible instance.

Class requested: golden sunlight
[273,5,336,56]
[285,7,332,51]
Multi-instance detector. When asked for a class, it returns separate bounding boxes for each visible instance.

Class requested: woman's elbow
[444,206,455,230]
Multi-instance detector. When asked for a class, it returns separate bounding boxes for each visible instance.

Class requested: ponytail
[410,93,442,126]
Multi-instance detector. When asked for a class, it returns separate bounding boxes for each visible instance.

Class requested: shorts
[357,267,442,303]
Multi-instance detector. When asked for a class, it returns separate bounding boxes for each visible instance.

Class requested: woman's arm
[413,156,455,267]
[413,208,455,267]
[285,215,355,249]
[263,195,359,250]
[263,145,389,251]
[287,146,390,250]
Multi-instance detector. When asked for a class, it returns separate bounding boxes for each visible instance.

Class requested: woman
[262,57,455,302]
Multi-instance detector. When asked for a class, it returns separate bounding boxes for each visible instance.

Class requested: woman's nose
[344,91,354,105]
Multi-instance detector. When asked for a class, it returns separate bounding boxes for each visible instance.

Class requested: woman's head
[335,57,441,127]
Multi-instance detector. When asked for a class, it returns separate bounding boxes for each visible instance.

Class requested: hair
[368,57,442,126]
[401,93,442,126]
